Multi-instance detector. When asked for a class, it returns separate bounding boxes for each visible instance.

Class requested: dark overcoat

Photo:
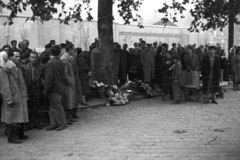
[24,62,46,112]
[161,56,173,94]
[201,55,220,94]
[91,47,102,82]
[128,48,143,81]
[231,54,240,82]
[77,56,90,95]
[154,48,162,84]
[118,49,128,82]
[44,57,71,95]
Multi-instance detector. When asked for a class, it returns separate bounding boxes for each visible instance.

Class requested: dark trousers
[48,93,67,128]
[26,99,40,128]
[6,123,25,142]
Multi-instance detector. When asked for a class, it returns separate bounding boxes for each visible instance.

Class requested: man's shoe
[162,95,166,101]
[33,125,43,130]
[203,101,209,104]
[171,101,180,104]
[55,126,67,131]
[212,100,218,104]
[81,102,89,106]
[9,139,22,144]
[66,119,73,125]
[46,126,57,131]
[69,118,77,122]
[19,135,28,140]
[72,114,79,119]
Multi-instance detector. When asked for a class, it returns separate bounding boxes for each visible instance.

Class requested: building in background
[1,4,236,51]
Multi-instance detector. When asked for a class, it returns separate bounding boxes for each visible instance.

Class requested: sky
[63,0,193,26]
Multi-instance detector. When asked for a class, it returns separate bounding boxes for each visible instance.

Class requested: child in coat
[171,55,183,104]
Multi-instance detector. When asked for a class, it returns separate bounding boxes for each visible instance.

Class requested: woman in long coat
[128,46,143,81]
[141,44,155,83]
[161,51,173,101]
[231,46,240,90]
[76,49,90,105]
[71,51,83,118]
[154,46,163,90]
[0,63,29,143]
[201,46,220,104]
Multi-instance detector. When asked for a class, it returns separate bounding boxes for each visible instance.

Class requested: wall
[0,15,210,50]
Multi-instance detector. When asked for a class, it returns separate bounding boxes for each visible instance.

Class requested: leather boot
[64,110,73,125]
[72,108,79,119]
[4,123,7,136]
[7,124,22,144]
[233,83,237,91]
[68,110,77,122]
[19,124,28,140]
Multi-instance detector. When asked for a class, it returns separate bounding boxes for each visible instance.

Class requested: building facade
[0,3,213,50]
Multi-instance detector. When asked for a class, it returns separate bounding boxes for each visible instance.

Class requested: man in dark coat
[201,46,220,104]
[154,45,162,91]
[23,40,33,57]
[123,43,130,71]
[24,51,45,130]
[184,45,199,72]
[140,41,155,83]
[40,43,52,64]
[118,45,128,85]
[44,45,71,131]
[11,40,21,53]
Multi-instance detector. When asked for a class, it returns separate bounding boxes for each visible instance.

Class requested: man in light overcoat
[0,51,29,143]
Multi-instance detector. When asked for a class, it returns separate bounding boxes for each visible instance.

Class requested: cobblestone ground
[1,89,240,160]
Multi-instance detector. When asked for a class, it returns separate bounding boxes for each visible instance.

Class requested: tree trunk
[98,0,118,85]
[228,0,235,51]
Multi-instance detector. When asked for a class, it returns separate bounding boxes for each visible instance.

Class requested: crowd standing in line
[0,37,236,144]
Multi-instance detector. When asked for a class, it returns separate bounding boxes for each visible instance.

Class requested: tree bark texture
[98,0,118,85]
[228,0,235,51]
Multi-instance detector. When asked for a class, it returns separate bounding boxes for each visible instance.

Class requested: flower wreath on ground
[107,85,130,106]
[89,79,132,106]
[127,80,153,97]
[89,79,153,106]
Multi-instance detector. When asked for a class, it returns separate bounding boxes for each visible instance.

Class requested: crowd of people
[0,37,237,144]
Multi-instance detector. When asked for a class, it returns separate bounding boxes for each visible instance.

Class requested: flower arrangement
[89,79,153,106]
[139,81,153,97]
[108,85,130,106]
[89,79,105,88]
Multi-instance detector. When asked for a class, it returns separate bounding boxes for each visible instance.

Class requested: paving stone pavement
[0,89,240,160]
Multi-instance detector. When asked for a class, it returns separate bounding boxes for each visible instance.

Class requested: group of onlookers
[0,39,92,144]
[0,37,237,144]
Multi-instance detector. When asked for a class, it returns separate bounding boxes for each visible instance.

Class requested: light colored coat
[60,53,75,110]
[0,66,29,123]
[71,55,82,104]
[141,47,155,83]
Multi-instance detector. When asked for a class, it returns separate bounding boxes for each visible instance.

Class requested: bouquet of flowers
[108,85,129,106]
[89,79,105,88]
[140,82,153,97]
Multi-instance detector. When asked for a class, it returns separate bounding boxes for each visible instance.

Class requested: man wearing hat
[201,46,221,104]
[184,45,199,72]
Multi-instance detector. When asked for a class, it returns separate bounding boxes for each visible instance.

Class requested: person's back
[45,57,65,95]
[44,45,69,131]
